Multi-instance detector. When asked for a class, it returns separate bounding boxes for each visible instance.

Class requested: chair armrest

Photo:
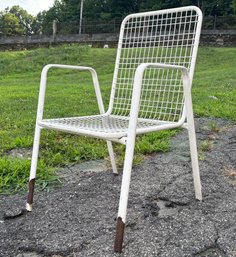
[127,63,191,134]
[36,64,105,123]
[135,62,189,78]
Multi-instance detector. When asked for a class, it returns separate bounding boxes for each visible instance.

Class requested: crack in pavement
[194,226,226,257]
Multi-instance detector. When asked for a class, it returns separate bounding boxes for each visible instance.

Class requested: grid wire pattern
[41,115,162,135]
[111,9,199,122]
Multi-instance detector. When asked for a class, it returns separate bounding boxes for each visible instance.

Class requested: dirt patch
[8,148,32,159]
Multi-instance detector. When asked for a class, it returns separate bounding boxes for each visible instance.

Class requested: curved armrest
[134,62,189,78]
[127,63,191,134]
[36,64,105,123]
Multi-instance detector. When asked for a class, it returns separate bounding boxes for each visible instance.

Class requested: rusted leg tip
[26,178,35,211]
[114,246,122,253]
[114,217,125,253]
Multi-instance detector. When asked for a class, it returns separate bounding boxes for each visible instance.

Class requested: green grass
[0,45,236,194]
[193,47,236,120]
[0,157,57,194]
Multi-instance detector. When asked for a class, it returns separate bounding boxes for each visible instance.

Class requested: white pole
[79,0,84,35]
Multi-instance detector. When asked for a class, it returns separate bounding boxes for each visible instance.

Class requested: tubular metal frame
[26,6,203,253]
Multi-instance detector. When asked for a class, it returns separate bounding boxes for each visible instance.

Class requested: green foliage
[0,6,34,36]
[33,0,236,34]
[9,5,34,34]
[0,12,24,36]
[135,130,177,154]
[1,1,236,35]
[194,0,234,16]
[0,157,58,194]
[199,139,214,152]
[35,0,65,35]
[32,11,48,34]
[232,0,236,13]
[204,121,220,133]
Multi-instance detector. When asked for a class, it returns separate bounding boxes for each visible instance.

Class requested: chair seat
[39,114,171,139]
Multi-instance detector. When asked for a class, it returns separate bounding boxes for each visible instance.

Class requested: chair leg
[107,141,118,174]
[187,121,202,201]
[114,137,135,253]
[26,125,41,211]
[183,74,202,201]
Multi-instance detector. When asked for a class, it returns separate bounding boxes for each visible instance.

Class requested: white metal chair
[26,6,203,253]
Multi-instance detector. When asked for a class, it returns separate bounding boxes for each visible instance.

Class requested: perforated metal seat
[26,6,203,253]
[39,115,174,139]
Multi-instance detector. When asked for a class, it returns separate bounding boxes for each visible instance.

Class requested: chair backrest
[108,6,202,123]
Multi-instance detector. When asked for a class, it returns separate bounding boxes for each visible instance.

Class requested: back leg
[107,141,118,174]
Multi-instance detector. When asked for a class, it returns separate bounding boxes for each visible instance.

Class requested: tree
[0,6,34,36]
[9,5,34,35]
[232,0,236,13]
[33,0,236,34]
[0,12,24,36]
[34,0,66,34]
[193,0,234,16]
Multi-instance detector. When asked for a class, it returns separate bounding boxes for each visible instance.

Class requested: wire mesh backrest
[109,6,202,122]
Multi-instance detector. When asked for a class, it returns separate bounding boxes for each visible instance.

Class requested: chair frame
[26,6,203,253]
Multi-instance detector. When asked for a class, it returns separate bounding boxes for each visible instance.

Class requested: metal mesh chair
[26,6,203,253]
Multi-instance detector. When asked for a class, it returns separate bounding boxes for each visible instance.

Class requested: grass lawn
[0,45,236,193]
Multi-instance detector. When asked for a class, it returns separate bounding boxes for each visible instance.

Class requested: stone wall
[0,30,235,50]
[200,30,236,46]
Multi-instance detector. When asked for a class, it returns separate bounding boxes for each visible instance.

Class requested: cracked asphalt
[0,118,236,257]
